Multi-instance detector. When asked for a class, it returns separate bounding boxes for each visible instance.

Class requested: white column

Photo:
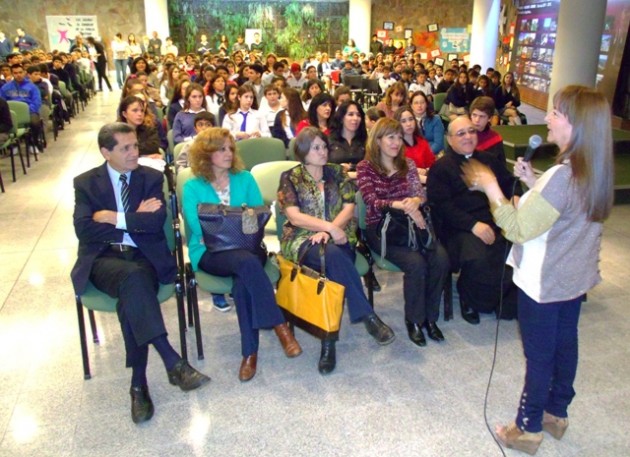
[547,0,607,110]
[144,0,170,39]
[349,0,372,55]
[470,0,500,71]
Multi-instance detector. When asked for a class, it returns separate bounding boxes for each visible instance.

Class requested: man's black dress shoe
[424,321,445,342]
[405,320,426,347]
[167,359,211,391]
[318,339,337,375]
[130,385,154,424]
[363,313,395,345]
[460,303,480,325]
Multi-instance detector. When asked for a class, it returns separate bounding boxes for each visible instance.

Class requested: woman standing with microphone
[461,85,614,455]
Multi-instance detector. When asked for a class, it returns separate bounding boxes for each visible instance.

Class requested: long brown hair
[189,128,244,183]
[282,87,307,131]
[365,117,408,176]
[553,85,613,222]
[384,82,407,109]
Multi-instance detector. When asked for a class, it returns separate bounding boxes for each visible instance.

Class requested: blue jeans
[515,289,582,432]
[198,249,285,357]
[299,241,373,325]
[115,59,127,88]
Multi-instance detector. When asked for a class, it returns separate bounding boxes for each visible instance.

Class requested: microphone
[522,134,543,162]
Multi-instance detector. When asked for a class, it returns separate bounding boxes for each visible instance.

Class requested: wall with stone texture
[0,0,146,67]
[370,0,474,41]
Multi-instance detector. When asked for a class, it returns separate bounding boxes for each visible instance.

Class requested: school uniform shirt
[222,108,271,138]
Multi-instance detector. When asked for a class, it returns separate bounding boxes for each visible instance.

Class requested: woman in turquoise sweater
[182,127,302,382]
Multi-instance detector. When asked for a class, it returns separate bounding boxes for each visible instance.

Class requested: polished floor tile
[0,94,628,457]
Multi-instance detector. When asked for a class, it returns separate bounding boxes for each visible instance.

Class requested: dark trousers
[516,289,582,433]
[29,113,42,148]
[198,248,285,357]
[89,247,167,367]
[95,61,112,91]
[366,228,450,323]
[298,241,373,325]
[450,231,517,318]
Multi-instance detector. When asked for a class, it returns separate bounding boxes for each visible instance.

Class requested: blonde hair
[365,117,408,176]
[553,85,613,222]
[189,128,244,183]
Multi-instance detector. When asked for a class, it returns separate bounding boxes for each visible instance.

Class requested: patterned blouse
[277,163,357,262]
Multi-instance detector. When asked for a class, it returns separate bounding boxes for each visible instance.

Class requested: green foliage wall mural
[168,0,350,59]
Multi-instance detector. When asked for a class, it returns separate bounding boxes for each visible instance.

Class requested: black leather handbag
[197,203,271,253]
[376,206,436,259]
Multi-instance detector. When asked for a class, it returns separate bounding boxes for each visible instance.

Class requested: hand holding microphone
[514,135,542,188]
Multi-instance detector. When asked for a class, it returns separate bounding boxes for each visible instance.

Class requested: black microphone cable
[482,177,522,457]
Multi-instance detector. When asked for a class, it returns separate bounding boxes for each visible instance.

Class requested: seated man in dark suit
[71,122,210,424]
[427,116,519,324]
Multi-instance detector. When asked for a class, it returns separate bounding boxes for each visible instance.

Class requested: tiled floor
[0,95,628,457]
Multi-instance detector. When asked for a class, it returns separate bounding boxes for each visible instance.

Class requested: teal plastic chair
[250,160,300,236]
[236,137,287,170]
[75,178,198,380]
[175,167,280,327]
[0,110,27,183]
[7,100,39,167]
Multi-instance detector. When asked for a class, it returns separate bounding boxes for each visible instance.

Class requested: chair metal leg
[175,276,188,361]
[443,272,453,321]
[186,263,204,360]
[75,296,92,380]
[88,309,99,343]
[366,266,375,308]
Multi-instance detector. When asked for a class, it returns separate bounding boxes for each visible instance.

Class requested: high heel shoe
[542,412,568,440]
[495,422,543,455]
[318,339,336,375]
[274,323,302,357]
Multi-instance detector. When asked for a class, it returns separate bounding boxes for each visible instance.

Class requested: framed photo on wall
[427,23,439,32]
[383,22,394,31]
[404,28,413,39]
[434,57,445,67]
[447,53,458,62]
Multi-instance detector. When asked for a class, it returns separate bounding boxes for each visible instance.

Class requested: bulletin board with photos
[511,0,560,109]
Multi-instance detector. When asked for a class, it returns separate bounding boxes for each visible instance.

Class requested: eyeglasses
[451,127,477,138]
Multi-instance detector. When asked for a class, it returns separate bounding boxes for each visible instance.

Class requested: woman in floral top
[277,127,395,375]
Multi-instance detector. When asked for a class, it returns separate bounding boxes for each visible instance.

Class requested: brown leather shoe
[274,323,302,358]
[542,412,568,440]
[239,354,257,382]
[495,422,543,455]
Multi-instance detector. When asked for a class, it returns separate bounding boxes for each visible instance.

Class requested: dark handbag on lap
[376,206,436,259]
[197,203,271,253]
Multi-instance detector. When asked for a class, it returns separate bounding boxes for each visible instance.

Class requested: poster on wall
[46,16,99,52]
[439,28,470,53]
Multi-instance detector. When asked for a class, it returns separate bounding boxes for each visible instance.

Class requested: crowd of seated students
[0,41,97,157]
[9,29,527,375]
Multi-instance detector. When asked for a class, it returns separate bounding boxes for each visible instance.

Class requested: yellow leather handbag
[276,243,345,339]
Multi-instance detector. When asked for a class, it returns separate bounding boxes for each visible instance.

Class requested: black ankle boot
[318,339,336,375]
[364,313,395,345]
